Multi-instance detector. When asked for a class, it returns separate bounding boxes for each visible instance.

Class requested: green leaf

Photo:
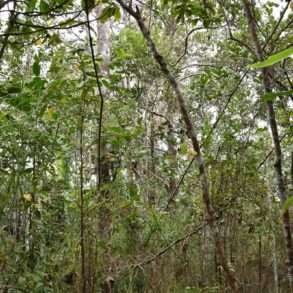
[49,33,62,45]
[39,0,50,13]
[99,6,117,23]
[262,90,293,102]
[7,85,22,94]
[30,77,46,90]
[114,6,121,21]
[27,0,37,11]
[32,60,41,76]
[283,197,293,212]
[250,47,293,69]
[81,0,95,11]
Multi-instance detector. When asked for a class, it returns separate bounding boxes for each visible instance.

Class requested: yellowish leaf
[35,39,43,47]
[187,148,197,158]
[47,107,54,120]
[23,193,32,202]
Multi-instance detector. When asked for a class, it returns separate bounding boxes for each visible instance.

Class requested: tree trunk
[94,7,114,292]
[79,106,86,293]
[268,191,279,293]
[115,1,239,291]
[242,0,293,285]
[166,99,178,196]
[0,0,16,63]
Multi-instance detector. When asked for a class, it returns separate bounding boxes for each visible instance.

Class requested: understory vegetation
[0,0,292,292]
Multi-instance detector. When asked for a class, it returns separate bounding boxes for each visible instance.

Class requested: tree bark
[79,106,86,293]
[115,1,239,291]
[0,0,16,63]
[94,7,114,292]
[242,0,293,285]
[166,99,178,197]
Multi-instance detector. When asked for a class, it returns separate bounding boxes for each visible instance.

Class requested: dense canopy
[0,0,292,292]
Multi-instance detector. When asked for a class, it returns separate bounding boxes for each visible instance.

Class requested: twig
[207,70,249,139]
[165,70,249,209]
[136,221,206,266]
[218,0,256,57]
[262,1,291,52]
[174,26,221,66]
[257,133,289,170]
[0,285,29,293]
[165,156,196,209]
[117,191,241,277]
[0,14,101,37]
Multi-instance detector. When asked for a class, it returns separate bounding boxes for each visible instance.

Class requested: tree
[0,0,292,292]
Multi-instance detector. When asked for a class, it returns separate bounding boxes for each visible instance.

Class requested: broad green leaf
[114,6,121,21]
[250,47,293,69]
[32,60,41,76]
[99,6,117,23]
[30,77,46,90]
[7,85,22,94]
[27,0,37,11]
[59,18,77,28]
[179,143,188,155]
[262,90,293,102]
[49,33,62,45]
[39,0,50,13]
[283,196,293,212]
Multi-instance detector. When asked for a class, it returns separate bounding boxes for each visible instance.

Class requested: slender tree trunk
[116,1,239,291]
[242,0,293,286]
[94,5,110,192]
[166,99,178,196]
[94,8,114,292]
[15,207,21,242]
[258,234,262,293]
[268,189,279,293]
[148,113,156,205]
[0,0,16,63]
[79,107,86,293]
[272,231,279,293]
[28,138,38,270]
[199,226,206,288]
[290,152,293,189]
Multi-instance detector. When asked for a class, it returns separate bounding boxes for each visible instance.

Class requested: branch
[118,191,241,275]
[262,0,291,52]
[0,0,16,62]
[174,26,222,66]
[0,15,100,37]
[0,285,29,293]
[0,0,11,10]
[0,15,101,36]
[13,11,83,30]
[257,133,289,171]
[165,70,248,209]
[207,70,249,139]
[165,156,196,209]
[84,0,105,189]
[0,8,82,17]
[136,221,206,267]
[218,0,256,57]
[116,2,239,289]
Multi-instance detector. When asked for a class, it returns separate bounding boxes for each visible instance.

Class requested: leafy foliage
[0,0,292,292]
[250,47,293,69]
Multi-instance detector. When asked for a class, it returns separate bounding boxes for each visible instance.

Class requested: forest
[0,0,292,292]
